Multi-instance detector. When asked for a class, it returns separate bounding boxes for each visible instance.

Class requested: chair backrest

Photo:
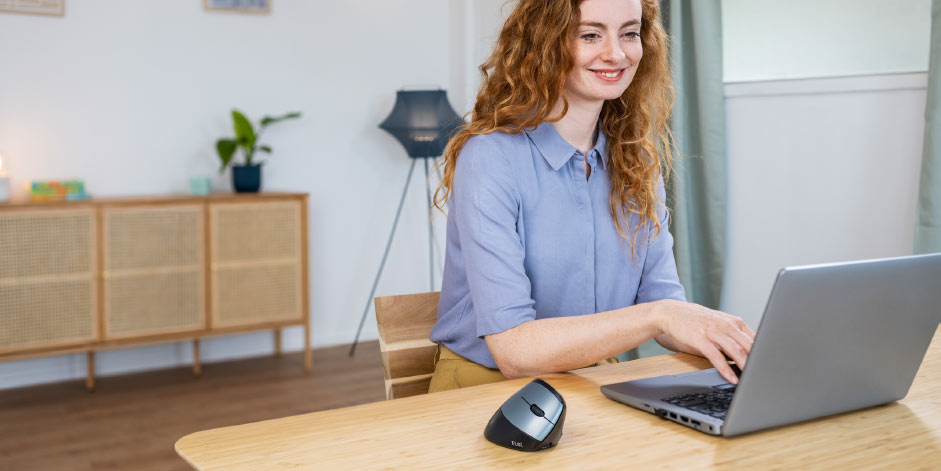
[374,291,440,400]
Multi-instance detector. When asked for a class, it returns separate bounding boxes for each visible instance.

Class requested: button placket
[575,151,597,315]
[586,222,596,314]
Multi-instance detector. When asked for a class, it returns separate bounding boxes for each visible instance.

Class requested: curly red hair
[434,0,675,251]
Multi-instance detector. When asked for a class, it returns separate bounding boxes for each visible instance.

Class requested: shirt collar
[526,121,609,171]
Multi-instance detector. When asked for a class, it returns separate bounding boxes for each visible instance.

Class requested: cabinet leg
[304,322,312,372]
[193,339,202,377]
[274,329,282,358]
[85,351,96,392]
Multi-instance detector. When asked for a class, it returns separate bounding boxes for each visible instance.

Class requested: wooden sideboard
[0,193,310,390]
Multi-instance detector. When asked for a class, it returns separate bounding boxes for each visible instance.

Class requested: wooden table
[176,327,941,470]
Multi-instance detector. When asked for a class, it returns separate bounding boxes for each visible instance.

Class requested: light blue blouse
[429,121,686,369]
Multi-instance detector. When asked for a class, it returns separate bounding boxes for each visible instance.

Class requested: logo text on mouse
[510,440,523,448]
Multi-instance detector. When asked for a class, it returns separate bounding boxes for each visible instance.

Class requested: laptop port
[691,420,701,426]
[668,412,677,419]
[680,416,689,423]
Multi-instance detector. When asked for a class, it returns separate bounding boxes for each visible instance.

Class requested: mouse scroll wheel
[530,403,545,417]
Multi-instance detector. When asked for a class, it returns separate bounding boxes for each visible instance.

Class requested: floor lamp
[349,89,462,356]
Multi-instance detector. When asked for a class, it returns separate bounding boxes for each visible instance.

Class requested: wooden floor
[0,341,386,471]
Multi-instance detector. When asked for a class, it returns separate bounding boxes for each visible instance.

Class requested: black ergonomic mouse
[483,379,566,452]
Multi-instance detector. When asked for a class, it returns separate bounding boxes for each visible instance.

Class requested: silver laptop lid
[722,253,941,436]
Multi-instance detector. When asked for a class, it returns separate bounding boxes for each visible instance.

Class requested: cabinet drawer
[209,200,303,327]
[102,205,205,338]
[0,208,97,352]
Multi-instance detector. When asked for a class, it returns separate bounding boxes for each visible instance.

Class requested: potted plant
[216,109,301,193]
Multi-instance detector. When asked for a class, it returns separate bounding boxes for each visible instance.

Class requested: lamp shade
[379,90,463,158]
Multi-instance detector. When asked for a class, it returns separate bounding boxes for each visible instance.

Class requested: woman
[428,0,754,392]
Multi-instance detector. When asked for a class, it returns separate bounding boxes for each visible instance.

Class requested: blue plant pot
[233,165,261,193]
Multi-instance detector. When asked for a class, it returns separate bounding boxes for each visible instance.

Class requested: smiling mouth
[590,68,625,81]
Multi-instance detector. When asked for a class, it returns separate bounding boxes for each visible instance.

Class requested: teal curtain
[663,0,727,309]
[626,0,727,361]
[915,0,941,254]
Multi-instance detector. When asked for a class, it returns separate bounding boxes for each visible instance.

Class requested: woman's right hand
[652,299,756,384]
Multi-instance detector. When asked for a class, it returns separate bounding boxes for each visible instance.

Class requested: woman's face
[564,0,644,107]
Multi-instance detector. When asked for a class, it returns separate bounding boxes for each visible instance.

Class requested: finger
[714,334,748,370]
[708,328,747,368]
[737,318,757,339]
[726,328,754,357]
[699,343,739,385]
[725,317,755,355]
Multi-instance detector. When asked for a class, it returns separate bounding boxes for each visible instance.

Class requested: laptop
[601,253,941,437]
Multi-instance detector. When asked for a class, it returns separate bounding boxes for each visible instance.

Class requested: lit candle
[0,154,9,203]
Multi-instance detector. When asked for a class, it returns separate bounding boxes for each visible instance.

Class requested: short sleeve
[451,135,538,337]
[635,176,688,303]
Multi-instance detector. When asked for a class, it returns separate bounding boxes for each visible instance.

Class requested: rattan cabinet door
[209,200,303,328]
[0,207,98,354]
[102,205,206,339]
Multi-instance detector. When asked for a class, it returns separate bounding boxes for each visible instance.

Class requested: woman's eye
[622,31,641,41]
[580,33,601,42]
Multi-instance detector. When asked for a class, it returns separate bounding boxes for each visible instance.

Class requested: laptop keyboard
[662,385,736,419]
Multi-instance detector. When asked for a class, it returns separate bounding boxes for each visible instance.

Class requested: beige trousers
[428,344,619,393]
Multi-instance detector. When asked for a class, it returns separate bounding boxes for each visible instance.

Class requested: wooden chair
[374,291,440,399]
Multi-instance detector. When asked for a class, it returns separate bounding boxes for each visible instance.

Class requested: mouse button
[500,389,526,410]
[520,383,556,405]
[532,378,565,403]
[543,404,563,425]
[529,403,545,417]
[500,397,554,441]
[522,385,564,423]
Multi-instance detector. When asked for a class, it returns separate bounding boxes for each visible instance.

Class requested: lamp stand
[349,157,440,356]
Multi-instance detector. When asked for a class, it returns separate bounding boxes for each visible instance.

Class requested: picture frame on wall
[204,0,270,14]
[0,0,65,16]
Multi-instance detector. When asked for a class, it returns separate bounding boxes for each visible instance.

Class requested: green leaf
[216,139,238,174]
[259,145,272,153]
[231,109,256,150]
[260,111,302,127]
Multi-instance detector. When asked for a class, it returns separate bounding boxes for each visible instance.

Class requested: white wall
[0,0,493,389]
[722,0,932,82]
[449,0,508,113]
[721,73,928,328]
[719,1,932,326]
